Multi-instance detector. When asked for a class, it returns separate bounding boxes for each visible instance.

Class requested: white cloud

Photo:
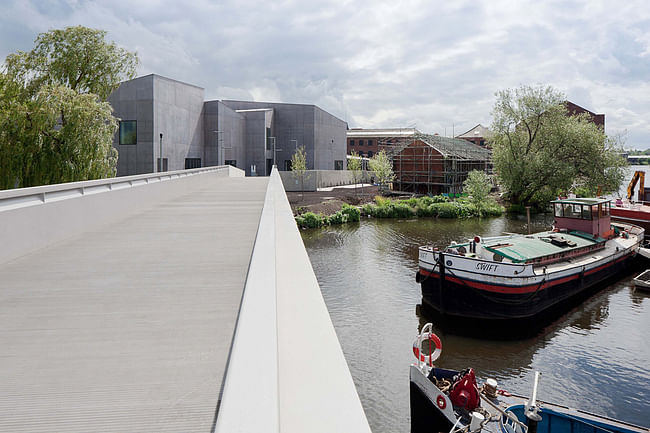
[1,0,649,147]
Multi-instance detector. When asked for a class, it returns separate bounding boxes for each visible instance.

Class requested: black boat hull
[418,251,636,325]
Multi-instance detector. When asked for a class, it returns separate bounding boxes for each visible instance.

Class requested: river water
[301,213,650,432]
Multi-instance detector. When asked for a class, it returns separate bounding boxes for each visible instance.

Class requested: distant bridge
[0,167,371,433]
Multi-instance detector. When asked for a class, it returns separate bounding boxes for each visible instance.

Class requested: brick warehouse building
[565,101,605,129]
[389,134,492,194]
[346,128,419,157]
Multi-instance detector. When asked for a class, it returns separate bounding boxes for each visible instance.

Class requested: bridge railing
[0,165,242,265]
[0,165,241,212]
[215,168,371,433]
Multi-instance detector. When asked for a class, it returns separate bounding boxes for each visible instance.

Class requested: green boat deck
[482,231,605,263]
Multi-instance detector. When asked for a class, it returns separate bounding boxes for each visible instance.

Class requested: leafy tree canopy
[490,85,626,206]
[368,150,395,191]
[5,26,138,100]
[0,26,138,189]
[463,170,492,216]
[291,145,309,199]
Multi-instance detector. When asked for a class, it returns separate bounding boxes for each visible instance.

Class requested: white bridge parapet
[0,165,240,264]
[215,168,371,433]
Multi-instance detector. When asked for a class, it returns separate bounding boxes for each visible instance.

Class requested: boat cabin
[552,197,611,238]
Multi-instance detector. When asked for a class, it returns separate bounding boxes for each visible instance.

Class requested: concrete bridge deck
[0,169,267,432]
[0,166,371,432]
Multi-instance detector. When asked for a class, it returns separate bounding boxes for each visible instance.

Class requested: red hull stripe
[419,253,633,294]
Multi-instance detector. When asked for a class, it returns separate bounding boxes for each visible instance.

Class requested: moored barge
[416,198,643,324]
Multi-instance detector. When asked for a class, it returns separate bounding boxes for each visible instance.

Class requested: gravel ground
[287,185,379,215]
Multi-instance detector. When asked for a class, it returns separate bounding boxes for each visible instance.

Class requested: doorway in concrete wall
[266,158,273,175]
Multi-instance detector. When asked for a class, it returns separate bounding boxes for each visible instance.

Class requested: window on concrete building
[358,140,364,146]
[225,160,237,167]
[157,158,168,172]
[335,160,344,170]
[350,139,355,146]
[266,127,272,150]
[284,160,292,171]
[368,139,374,146]
[185,158,201,169]
[119,120,137,145]
[266,158,273,175]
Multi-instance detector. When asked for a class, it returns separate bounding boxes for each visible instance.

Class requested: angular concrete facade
[109,74,348,177]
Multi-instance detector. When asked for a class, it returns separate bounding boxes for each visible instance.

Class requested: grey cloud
[0,0,649,147]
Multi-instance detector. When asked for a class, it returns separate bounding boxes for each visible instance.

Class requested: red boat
[610,170,650,237]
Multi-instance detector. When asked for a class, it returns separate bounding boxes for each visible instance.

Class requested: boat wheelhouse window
[562,203,582,219]
[555,202,596,220]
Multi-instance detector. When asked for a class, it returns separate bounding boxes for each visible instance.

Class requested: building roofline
[565,100,603,116]
[221,100,346,124]
[125,73,205,90]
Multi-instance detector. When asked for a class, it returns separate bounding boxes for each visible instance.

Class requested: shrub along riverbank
[295,195,504,229]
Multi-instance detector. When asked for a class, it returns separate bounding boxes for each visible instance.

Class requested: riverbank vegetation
[295,195,504,228]
[295,203,361,228]
[362,195,504,219]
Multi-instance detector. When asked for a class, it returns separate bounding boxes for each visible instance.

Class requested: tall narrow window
[284,160,292,171]
[119,120,137,145]
[349,140,355,146]
[358,140,364,146]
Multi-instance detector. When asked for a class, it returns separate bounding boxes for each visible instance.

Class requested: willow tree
[0,26,138,189]
[490,85,626,206]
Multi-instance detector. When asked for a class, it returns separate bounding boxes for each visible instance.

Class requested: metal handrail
[0,166,231,212]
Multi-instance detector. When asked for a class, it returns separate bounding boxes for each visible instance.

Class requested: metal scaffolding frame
[380,132,492,194]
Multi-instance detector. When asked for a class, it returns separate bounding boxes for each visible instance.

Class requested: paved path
[0,176,267,432]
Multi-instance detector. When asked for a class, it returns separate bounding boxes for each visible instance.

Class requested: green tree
[463,170,492,216]
[347,151,362,196]
[291,145,309,200]
[369,150,394,193]
[5,26,138,100]
[0,26,138,189]
[490,85,626,206]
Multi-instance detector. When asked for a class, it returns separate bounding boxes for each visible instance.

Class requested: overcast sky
[1,0,649,148]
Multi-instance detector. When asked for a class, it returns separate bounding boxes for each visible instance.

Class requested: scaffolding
[382,132,492,195]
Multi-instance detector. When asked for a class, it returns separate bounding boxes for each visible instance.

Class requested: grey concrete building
[109,74,348,177]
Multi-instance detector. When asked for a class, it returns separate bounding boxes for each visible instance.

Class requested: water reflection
[302,216,650,433]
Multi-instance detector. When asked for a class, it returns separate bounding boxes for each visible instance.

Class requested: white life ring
[412,331,442,366]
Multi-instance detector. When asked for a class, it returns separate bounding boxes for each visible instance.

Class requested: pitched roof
[456,124,493,139]
[347,128,419,138]
[387,133,491,161]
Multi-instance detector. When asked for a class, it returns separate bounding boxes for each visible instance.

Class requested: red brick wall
[347,136,381,157]
[393,140,445,193]
[565,101,605,129]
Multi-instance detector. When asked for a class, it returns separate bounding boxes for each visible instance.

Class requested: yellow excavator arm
[627,170,645,201]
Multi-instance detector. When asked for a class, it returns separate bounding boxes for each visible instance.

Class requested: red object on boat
[449,368,480,411]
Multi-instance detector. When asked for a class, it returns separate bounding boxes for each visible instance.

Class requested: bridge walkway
[0,173,267,432]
